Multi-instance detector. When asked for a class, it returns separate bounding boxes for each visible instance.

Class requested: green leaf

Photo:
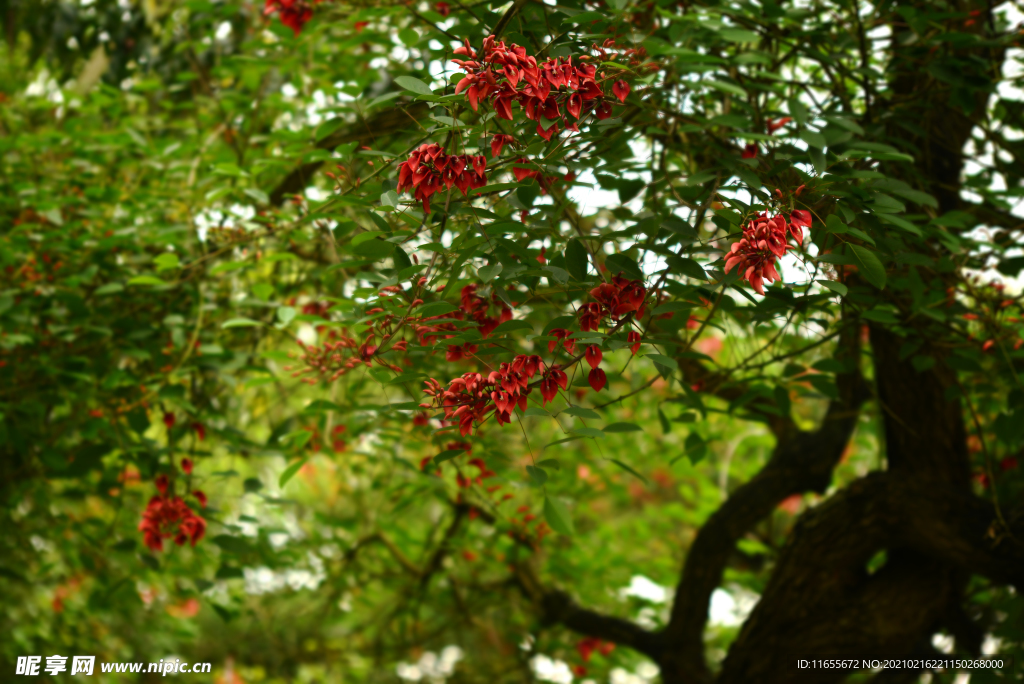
[543,496,575,535]
[658,407,671,434]
[154,253,180,271]
[808,146,827,175]
[244,188,269,205]
[222,317,262,328]
[434,449,464,464]
[825,215,849,233]
[565,238,589,280]
[706,79,746,97]
[398,27,419,46]
[604,422,643,433]
[279,459,308,488]
[800,129,827,149]
[668,257,707,281]
[127,275,168,286]
[562,405,600,420]
[212,534,252,554]
[353,239,395,260]
[492,319,533,335]
[605,253,644,280]
[417,301,459,318]
[277,306,297,324]
[381,189,399,208]
[536,458,560,470]
[719,28,759,43]
[787,97,808,126]
[821,115,864,135]
[394,75,433,96]
[526,465,548,485]
[94,283,124,295]
[523,407,550,417]
[848,245,886,290]
[210,261,248,275]
[478,262,503,281]
[610,459,648,484]
[817,280,848,296]
[644,353,678,369]
[684,432,707,464]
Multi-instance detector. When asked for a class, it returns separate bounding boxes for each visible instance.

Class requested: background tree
[1,0,1023,682]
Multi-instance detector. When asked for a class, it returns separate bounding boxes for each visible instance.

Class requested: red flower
[353,20,369,32]
[612,80,631,104]
[741,143,758,159]
[724,213,794,295]
[490,134,514,158]
[540,369,568,405]
[181,458,193,475]
[155,474,169,496]
[585,345,603,369]
[627,331,642,355]
[139,493,206,552]
[265,0,316,36]
[163,412,175,429]
[193,490,207,507]
[434,1,450,17]
[790,209,812,227]
[579,302,603,332]
[766,117,792,134]
[512,159,539,183]
[396,143,488,214]
[192,422,206,441]
[1001,456,1019,472]
[588,367,607,392]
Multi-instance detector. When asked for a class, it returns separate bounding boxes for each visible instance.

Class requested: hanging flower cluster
[451,36,626,141]
[580,275,648,331]
[138,476,206,552]
[396,144,488,214]
[420,354,545,436]
[724,210,812,295]
[264,0,319,36]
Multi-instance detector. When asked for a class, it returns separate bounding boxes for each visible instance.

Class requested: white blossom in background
[396,646,464,682]
[609,661,660,684]
[708,585,759,628]
[618,575,669,604]
[530,654,574,684]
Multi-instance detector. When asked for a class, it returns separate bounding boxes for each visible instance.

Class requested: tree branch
[513,558,664,660]
[660,319,867,683]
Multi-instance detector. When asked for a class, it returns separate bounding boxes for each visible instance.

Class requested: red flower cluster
[452,36,619,141]
[139,477,206,552]
[264,0,319,36]
[289,329,400,383]
[576,637,616,662]
[420,354,545,436]
[579,275,648,331]
[724,211,812,295]
[396,144,488,214]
